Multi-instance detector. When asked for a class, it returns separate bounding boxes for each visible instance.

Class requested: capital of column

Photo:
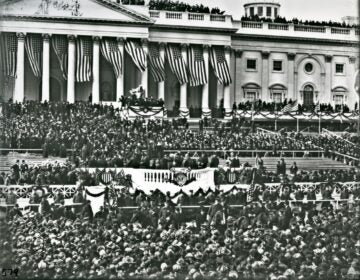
[141,38,149,46]
[262,51,270,59]
[16,32,25,41]
[287,53,296,61]
[224,45,232,53]
[325,55,333,63]
[235,50,242,58]
[42,33,51,41]
[181,43,188,51]
[158,42,166,49]
[349,56,356,64]
[202,44,210,51]
[93,36,101,43]
[67,35,76,42]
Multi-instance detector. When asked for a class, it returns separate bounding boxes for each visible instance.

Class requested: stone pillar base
[201,108,212,119]
[179,108,189,118]
[224,108,233,120]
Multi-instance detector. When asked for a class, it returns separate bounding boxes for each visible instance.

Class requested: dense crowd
[241,15,359,28]
[235,99,351,113]
[1,186,360,279]
[120,94,165,108]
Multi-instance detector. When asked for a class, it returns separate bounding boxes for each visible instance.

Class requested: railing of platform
[294,25,326,33]
[268,23,289,30]
[331,27,351,35]
[241,21,263,29]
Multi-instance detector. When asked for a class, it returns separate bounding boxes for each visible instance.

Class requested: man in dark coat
[81,200,94,221]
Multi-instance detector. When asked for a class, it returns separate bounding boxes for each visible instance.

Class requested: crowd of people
[235,99,351,113]
[1,185,360,279]
[120,93,165,108]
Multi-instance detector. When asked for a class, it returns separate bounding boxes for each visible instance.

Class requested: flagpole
[274,103,278,131]
[318,111,321,134]
[296,117,299,133]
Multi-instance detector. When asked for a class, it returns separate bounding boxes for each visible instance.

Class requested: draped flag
[25,34,42,77]
[52,35,68,80]
[210,46,231,85]
[166,44,188,85]
[188,45,207,87]
[148,43,165,82]
[76,37,92,82]
[125,40,146,72]
[281,100,298,113]
[0,33,17,77]
[100,38,122,78]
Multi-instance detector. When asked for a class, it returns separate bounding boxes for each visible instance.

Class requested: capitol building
[0,0,359,117]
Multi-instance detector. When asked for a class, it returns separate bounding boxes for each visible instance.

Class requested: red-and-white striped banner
[52,35,68,80]
[166,44,188,85]
[0,33,17,77]
[210,46,231,85]
[188,45,207,87]
[125,40,146,72]
[100,38,122,78]
[148,43,165,82]
[25,34,42,78]
[76,36,92,82]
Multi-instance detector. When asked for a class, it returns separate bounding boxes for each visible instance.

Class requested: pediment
[0,0,151,23]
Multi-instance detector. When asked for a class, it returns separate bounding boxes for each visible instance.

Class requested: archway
[50,77,62,101]
[303,85,314,106]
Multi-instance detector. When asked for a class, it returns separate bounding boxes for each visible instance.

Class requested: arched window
[242,83,261,101]
[269,84,287,103]
[303,85,314,106]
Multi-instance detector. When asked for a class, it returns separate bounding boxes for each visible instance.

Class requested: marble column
[116,37,125,103]
[261,51,270,101]
[141,38,148,97]
[287,53,296,101]
[157,42,166,101]
[223,46,232,118]
[201,44,211,118]
[14,33,25,103]
[92,36,100,104]
[179,43,189,118]
[67,35,76,103]
[42,34,50,102]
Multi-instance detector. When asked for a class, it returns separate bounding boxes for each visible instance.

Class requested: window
[258,6,263,16]
[335,64,344,74]
[274,8,278,18]
[250,7,254,17]
[246,59,257,70]
[273,92,283,103]
[304,62,313,73]
[246,92,256,101]
[266,7,271,17]
[273,60,283,72]
[334,95,344,105]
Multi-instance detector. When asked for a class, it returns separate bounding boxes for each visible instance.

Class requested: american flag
[166,44,188,85]
[210,46,231,85]
[25,34,43,77]
[101,38,122,78]
[188,45,207,87]
[125,40,147,72]
[76,36,92,82]
[0,33,17,77]
[281,100,298,113]
[148,43,165,82]
[52,35,68,80]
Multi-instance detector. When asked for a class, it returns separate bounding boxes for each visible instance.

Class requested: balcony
[235,21,359,42]
[149,10,233,29]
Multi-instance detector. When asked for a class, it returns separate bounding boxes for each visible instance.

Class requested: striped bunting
[148,43,165,82]
[76,36,92,82]
[25,34,42,77]
[101,38,122,78]
[281,100,298,113]
[166,44,188,85]
[0,33,17,77]
[188,45,207,87]
[210,46,231,85]
[52,35,68,80]
[125,40,146,72]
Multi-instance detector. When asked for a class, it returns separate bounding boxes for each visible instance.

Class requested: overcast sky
[182,0,359,21]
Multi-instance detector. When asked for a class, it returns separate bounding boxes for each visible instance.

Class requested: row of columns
[12,32,232,118]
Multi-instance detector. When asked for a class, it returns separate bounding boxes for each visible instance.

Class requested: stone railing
[237,21,358,41]
[149,10,233,29]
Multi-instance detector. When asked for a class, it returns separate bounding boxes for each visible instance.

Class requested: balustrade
[268,23,289,30]
[294,25,326,33]
[165,11,182,19]
[188,13,204,21]
[331,27,350,35]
